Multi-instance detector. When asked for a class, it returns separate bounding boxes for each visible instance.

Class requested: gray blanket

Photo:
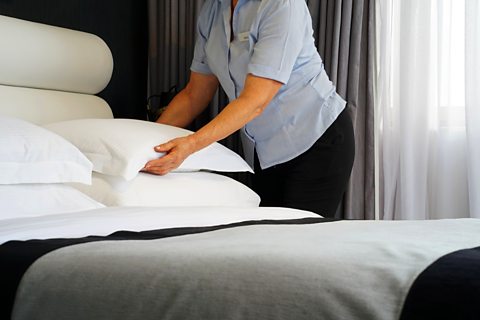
[12,219,480,320]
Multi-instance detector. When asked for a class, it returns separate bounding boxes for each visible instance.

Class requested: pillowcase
[0,183,104,220]
[45,118,253,181]
[0,116,93,184]
[70,171,261,207]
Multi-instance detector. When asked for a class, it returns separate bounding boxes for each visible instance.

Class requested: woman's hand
[142,135,197,176]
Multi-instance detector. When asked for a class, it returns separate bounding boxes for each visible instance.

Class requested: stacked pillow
[44,118,253,180]
[0,116,104,219]
[44,118,259,207]
[71,171,260,207]
[1,116,259,213]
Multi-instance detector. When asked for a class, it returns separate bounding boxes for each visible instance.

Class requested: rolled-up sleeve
[190,2,214,75]
[247,0,305,84]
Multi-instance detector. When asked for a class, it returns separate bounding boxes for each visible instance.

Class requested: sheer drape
[148,0,375,219]
[377,0,479,219]
[465,0,480,217]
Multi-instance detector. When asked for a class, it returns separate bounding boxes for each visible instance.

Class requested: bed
[1,13,480,320]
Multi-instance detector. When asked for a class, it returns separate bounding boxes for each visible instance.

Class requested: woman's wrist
[186,133,201,154]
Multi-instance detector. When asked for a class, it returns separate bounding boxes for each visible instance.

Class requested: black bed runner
[400,246,480,320]
[0,217,332,319]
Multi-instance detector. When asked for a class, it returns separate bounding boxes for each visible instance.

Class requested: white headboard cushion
[0,15,113,94]
[0,85,113,125]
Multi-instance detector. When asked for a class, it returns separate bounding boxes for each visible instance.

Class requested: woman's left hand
[142,135,196,176]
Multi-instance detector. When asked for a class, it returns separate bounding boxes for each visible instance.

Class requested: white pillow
[0,184,104,220]
[70,171,260,207]
[0,116,92,184]
[45,118,253,181]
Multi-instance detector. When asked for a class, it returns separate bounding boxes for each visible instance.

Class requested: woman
[143,0,355,217]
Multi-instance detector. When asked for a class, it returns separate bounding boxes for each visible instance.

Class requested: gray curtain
[307,0,375,219]
[148,0,199,94]
[147,0,375,219]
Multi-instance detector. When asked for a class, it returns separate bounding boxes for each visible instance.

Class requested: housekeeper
[143,0,355,217]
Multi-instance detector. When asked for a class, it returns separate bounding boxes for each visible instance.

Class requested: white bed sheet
[0,206,318,244]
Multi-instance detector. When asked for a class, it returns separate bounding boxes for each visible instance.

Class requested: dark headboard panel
[0,0,148,120]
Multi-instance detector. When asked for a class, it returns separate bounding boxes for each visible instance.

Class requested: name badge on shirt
[238,32,249,42]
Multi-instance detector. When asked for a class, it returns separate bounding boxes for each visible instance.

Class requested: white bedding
[70,171,260,207]
[0,184,104,220]
[0,206,318,244]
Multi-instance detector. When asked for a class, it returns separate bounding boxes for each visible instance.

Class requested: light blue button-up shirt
[191,0,346,169]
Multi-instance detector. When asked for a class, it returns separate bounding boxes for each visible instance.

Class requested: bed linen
[0,115,93,185]
[70,171,260,207]
[0,184,104,220]
[44,118,253,181]
[1,207,480,320]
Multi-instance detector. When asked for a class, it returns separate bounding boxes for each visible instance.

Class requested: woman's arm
[156,71,219,128]
[190,74,282,150]
[143,74,282,175]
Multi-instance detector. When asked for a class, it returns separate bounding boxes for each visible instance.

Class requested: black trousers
[252,109,355,218]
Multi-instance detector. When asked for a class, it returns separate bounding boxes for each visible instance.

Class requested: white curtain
[376,0,480,219]
[465,0,480,218]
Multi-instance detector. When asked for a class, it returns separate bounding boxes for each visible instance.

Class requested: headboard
[0,15,114,124]
[0,0,148,120]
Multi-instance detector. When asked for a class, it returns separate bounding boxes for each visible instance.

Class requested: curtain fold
[148,0,375,219]
[148,0,201,96]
